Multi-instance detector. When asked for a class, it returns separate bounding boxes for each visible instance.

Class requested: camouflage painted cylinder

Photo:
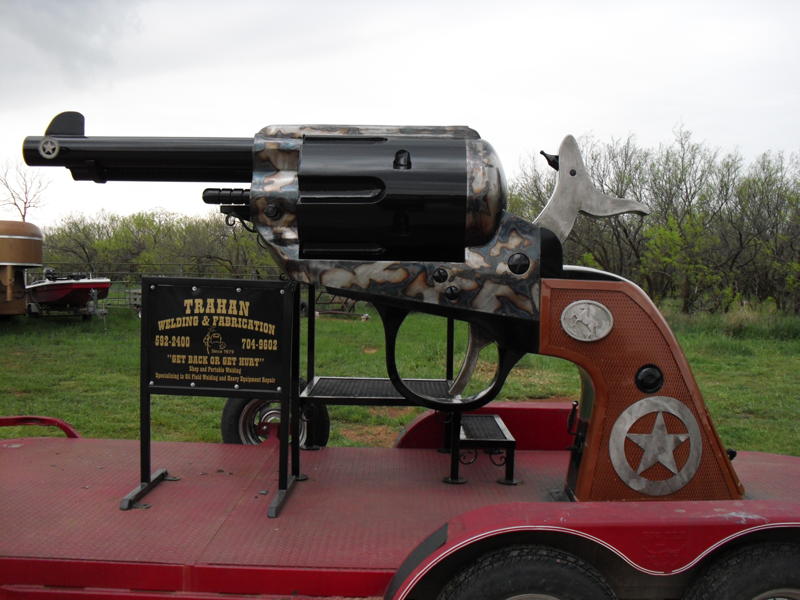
[251,125,506,263]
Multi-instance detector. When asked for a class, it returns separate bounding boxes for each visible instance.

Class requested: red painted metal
[389,449,800,599]
[391,496,800,599]
[1,415,798,599]
[395,401,575,450]
[0,436,560,598]
[1,586,379,600]
[0,415,80,438]
[0,557,180,595]
[191,565,390,597]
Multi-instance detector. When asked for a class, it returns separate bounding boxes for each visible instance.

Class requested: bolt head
[432,268,448,283]
[265,203,282,219]
[508,253,531,275]
[635,365,664,393]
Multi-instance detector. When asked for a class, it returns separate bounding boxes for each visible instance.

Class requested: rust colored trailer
[0,220,42,316]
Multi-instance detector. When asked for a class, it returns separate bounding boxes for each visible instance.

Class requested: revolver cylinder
[253,125,507,263]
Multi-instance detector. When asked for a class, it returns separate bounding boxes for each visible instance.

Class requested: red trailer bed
[0,435,562,598]
[1,426,799,600]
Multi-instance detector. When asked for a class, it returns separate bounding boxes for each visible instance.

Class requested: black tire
[683,542,800,600]
[437,545,616,600]
[220,386,329,448]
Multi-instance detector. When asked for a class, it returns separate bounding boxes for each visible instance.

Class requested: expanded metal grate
[306,377,450,405]
[461,414,507,441]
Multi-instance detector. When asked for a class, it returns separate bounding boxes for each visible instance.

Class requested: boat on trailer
[26,270,111,316]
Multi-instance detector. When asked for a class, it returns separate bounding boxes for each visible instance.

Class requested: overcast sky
[1,0,797,226]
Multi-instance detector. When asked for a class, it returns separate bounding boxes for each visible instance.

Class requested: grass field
[1,303,798,455]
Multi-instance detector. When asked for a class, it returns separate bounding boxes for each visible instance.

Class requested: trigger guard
[376,306,522,412]
[449,322,494,397]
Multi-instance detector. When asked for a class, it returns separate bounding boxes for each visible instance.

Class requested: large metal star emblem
[610,396,703,496]
[626,411,688,475]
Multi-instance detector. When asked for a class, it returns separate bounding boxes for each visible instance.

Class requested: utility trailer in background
[0,220,42,317]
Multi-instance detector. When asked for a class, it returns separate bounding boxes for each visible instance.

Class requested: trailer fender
[384,501,800,600]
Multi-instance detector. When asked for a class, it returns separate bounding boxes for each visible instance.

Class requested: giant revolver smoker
[23,112,743,502]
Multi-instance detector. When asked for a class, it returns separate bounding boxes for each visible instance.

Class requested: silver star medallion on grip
[609,396,703,496]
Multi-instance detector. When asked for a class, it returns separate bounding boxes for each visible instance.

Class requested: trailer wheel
[684,543,800,600]
[437,545,616,600]
[220,394,329,448]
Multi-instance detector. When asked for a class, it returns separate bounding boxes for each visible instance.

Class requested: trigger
[448,324,493,396]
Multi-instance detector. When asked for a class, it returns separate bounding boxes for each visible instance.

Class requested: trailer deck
[1,426,799,600]
[0,433,562,598]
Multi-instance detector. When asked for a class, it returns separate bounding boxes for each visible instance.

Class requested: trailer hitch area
[0,415,81,438]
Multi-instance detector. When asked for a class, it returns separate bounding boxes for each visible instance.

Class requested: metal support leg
[268,390,296,518]
[269,284,305,517]
[498,447,520,486]
[121,388,177,510]
[443,412,466,484]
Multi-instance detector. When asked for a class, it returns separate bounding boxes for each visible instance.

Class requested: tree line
[42,212,279,283]
[37,129,798,313]
[510,129,799,314]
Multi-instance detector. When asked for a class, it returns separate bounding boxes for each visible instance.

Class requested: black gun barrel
[23,135,252,183]
[23,112,251,183]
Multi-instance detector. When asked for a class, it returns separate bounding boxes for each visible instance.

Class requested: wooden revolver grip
[539,278,743,501]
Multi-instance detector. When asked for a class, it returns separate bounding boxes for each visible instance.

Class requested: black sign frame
[140,277,295,398]
[121,276,299,513]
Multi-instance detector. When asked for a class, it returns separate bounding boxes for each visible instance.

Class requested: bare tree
[0,163,48,222]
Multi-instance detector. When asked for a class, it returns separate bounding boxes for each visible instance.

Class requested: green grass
[1,304,798,455]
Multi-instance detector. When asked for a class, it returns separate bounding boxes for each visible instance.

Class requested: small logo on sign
[203,326,227,354]
[560,300,613,341]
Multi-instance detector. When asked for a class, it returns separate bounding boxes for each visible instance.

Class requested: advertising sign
[141,277,294,397]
